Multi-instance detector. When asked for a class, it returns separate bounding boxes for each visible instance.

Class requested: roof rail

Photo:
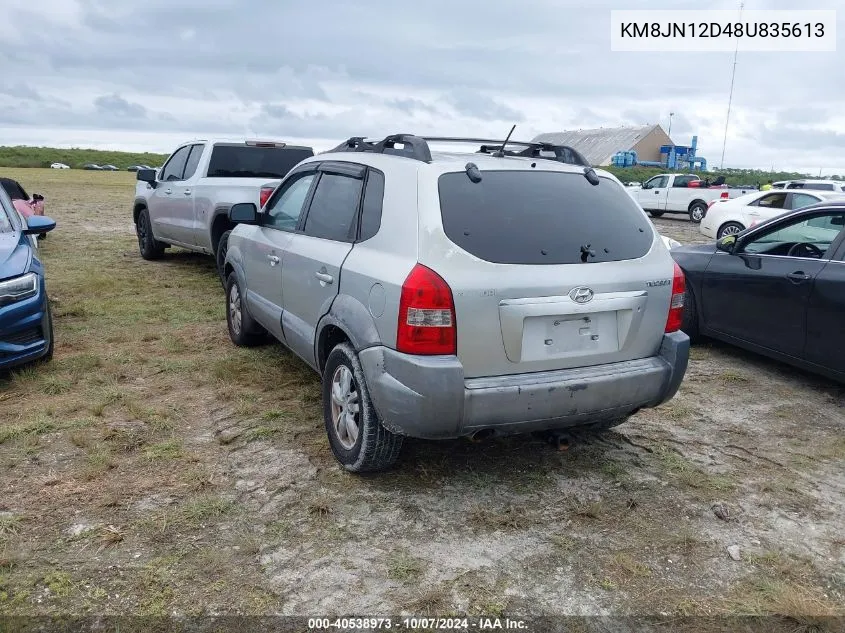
[325,134,432,162]
[323,134,591,167]
[425,137,591,167]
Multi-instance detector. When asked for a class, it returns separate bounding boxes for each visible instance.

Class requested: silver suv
[223,134,690,472]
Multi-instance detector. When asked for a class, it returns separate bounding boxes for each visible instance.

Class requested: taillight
[259,185,275,208]
[396,264,456,355]
[665,263,686,333]
[720,192,729,199]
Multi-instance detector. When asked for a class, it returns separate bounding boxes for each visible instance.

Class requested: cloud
[94,94,147,119]
[0,0,843,172]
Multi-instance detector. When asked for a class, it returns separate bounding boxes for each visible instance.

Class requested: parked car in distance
[100,164,119,171]
[673,201,845,383]
[223,133,690,472]
[701,190,845,239]
[133,139,314,278]
[628,174,755,222]
[0,187,57,371]
[785,179,845,193]
[49,162,70,169]
[83,164,103,170]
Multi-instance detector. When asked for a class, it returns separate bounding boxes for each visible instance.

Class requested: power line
[720,1,743,170]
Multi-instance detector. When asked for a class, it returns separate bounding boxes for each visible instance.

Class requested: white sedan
[699,189,845,240]
[49,162,70,169]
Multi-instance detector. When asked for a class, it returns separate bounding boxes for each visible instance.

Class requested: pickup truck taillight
[720,192,729,199]
[397,264,457,355]
[664,263,686,333]
[259,185,275,208]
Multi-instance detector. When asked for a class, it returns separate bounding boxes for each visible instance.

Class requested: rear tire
[322,342,403,473]
[216,230,232,286]
[136,208,165,260]
[688,202,707,224]
[717,222,745,239]
[225,272,266,346]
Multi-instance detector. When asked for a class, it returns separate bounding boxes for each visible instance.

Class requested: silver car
[223,134,690,472]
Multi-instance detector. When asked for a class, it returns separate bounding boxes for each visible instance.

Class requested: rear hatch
[420,167,675,379]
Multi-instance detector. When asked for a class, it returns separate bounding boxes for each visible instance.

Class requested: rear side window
[303,173,363,242]
[207,145,314,179]
[358,170,385,242]
[438,171,653,265]
[182,144,205,179]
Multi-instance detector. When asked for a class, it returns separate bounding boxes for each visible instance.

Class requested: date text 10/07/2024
[307,617,529,630]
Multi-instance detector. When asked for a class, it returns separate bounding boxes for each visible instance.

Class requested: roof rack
[323,134,592,167]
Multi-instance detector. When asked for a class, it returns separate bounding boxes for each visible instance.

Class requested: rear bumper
[359,332,689,440]
[0,279,52,372]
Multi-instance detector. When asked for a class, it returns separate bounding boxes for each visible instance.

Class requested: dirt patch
[0,171,843,621]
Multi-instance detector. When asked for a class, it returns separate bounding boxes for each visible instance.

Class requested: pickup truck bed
[133,139,313,276]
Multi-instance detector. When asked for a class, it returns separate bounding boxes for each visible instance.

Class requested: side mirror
[229,202,258,225]
[137,168,157,187]
[716,234,737,254]
[24,215,56,235]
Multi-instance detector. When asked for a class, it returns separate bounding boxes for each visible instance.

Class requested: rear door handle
[164,188,172,195]
[183,189,191,195]
[786,271,810,283]
[267,255,279,266]
[315,271,334,285]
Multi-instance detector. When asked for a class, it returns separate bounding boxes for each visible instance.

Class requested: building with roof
[531,124,673,167]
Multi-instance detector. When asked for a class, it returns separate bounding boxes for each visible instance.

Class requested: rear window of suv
[438,170,653,265]
[207,145,314,179]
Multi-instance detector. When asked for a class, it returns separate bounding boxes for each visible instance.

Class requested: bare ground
[1,171,843,625]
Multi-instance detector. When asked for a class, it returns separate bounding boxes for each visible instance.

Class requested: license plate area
[520,311,619,362]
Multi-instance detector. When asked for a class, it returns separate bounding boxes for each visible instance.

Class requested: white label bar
[610,10,837,52]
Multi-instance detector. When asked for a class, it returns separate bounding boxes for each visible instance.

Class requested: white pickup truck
[132,139,313,278]
[628,173,755,223]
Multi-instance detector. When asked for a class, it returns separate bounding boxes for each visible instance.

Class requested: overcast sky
[1,0,843,174]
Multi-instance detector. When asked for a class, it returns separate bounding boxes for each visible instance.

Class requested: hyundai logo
[569,287,594,304]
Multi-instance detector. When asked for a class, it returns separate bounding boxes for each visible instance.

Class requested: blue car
[0,187,56,371]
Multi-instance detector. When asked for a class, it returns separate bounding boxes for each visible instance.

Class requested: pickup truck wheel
[688,202,707,223]
[225,272,266,346]
[323,342,403,473]
[136,208,165,260]
[717,222,744,239]
[216,230,232,285]
[649,211,664,218]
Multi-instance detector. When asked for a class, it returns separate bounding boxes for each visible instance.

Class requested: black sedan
[672,201,845,383]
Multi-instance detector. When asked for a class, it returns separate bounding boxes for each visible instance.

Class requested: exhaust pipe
[469,429,495,443]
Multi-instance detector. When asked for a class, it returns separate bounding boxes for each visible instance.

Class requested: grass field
[1,169,843,623]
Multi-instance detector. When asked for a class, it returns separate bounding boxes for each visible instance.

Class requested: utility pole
[668,112,674,140]
[720,1,744,170]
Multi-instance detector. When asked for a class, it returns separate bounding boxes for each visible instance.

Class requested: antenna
[720,1,743,170]
[494,124,517,157]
